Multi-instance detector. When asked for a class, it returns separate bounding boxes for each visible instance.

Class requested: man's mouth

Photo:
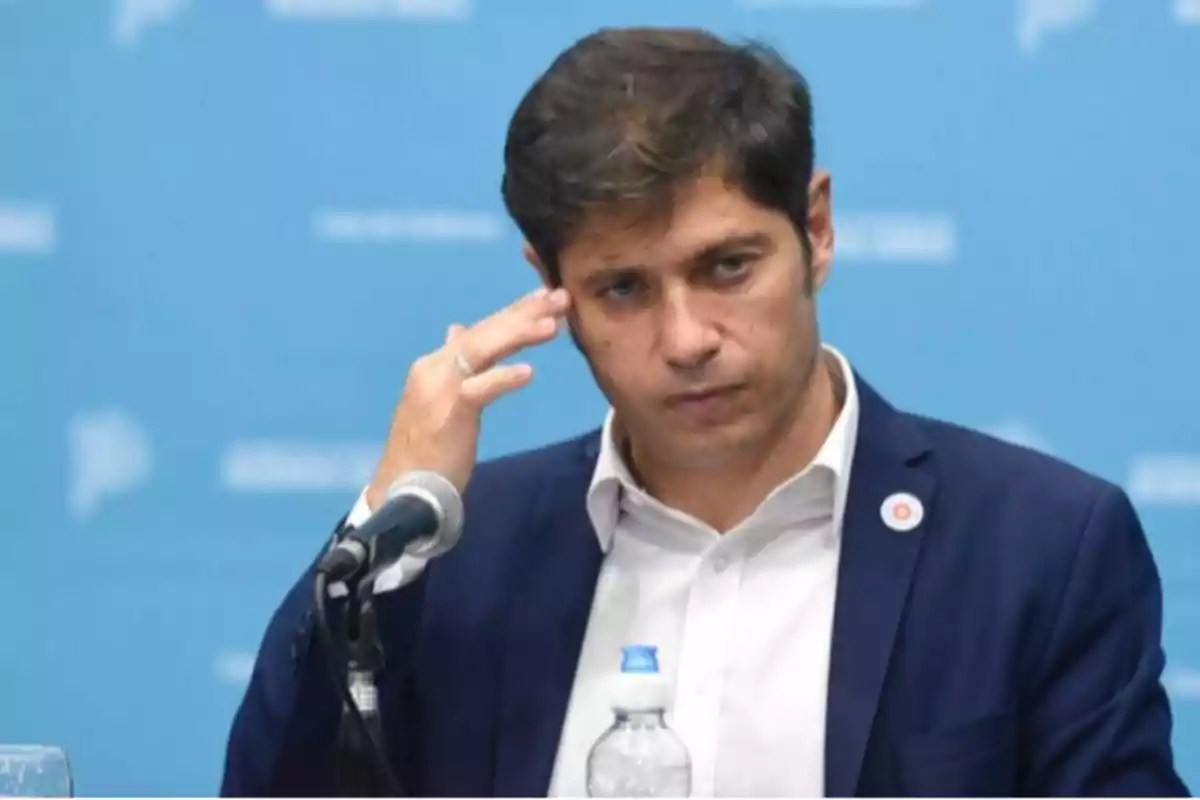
[665,384,745,410]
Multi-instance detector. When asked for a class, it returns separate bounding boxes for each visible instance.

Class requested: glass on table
[0,746,73,797]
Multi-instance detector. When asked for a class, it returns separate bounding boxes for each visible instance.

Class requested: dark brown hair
[501,27,816,285]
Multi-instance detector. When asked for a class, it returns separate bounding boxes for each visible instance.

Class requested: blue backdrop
[3,0,1199,794]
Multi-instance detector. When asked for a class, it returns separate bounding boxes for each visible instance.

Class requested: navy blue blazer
[221,378,1188,797]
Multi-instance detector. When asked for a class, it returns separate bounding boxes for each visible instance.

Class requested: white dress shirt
[547,346,859,797]
[346,346,861,797]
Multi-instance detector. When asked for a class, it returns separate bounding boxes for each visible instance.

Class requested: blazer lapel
[492,434,605,798]
[824,378,937,798]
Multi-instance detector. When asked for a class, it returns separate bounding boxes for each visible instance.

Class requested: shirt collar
[585,344,861,553]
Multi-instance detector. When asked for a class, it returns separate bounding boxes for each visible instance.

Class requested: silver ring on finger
[453,352,474,379]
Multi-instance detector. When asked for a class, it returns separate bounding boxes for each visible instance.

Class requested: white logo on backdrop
[983,419,1055,455]
[836,212,957,263]
[1165,667,1200,700]
[312,209,507,244]
[221,440,377,492]
[213,650,256,686]
[266,0,472,21]
[1017,0,1098,55]
[113,0,189,49]
[734,0,922,9]
[0,203,55,255]
[1127,454,1200,506]
[1177,0,1200,23]
[68,408,153,521]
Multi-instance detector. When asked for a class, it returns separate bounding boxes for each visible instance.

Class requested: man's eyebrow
[580,232,776,287]
[581,264,643,290]
[688,232,775,264]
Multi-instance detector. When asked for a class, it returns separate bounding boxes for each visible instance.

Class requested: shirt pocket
[893,709,1018,797]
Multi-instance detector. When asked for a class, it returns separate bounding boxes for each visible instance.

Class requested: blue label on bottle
[620,644,660,674]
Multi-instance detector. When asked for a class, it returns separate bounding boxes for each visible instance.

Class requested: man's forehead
[564,181,779,269]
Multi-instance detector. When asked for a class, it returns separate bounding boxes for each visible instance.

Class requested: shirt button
[711,554,731,573]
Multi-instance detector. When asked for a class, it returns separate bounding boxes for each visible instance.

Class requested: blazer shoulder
[449,428,600,533]
[898,413,1148,619]
[906,412,1125,519]
[470,428,600,489]
[417,429,600,602]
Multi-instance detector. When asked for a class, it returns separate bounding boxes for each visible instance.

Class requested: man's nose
[659,287,720,372]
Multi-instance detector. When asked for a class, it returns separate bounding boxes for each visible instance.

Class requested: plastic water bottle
[585,644,692,797]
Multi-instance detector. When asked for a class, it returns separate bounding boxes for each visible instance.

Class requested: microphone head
[385,469,465,559]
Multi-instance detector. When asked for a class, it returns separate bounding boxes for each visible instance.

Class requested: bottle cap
[612,644,669,712]
[621,644,660,674]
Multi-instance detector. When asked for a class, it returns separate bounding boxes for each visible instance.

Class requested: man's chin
[643,426,761,471]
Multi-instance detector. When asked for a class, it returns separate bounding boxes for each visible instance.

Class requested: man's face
[542,172,835,471]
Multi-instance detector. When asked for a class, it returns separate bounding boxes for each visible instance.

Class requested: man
[221,27,1187,797]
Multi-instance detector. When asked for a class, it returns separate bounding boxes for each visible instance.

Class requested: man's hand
[365,286,572,510]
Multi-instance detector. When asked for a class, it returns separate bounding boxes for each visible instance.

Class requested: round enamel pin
[881,492,924,532]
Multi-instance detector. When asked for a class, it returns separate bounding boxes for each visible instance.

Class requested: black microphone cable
[314,569,404,796]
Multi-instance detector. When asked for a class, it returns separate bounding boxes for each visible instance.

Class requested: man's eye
[711,254,754,280]
[599,276,643,299]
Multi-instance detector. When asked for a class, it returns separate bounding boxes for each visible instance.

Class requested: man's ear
[523,242,553,289]
[806,170,834,294]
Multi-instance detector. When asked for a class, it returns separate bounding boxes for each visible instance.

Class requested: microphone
[317,469,465,584]
[312,470,463,796]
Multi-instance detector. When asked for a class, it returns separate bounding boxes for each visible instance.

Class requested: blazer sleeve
[1023,485,1190,796]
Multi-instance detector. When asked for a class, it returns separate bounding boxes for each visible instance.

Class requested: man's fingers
[457,288,570,372]
[459,363,535,407]
[469,287,554,333]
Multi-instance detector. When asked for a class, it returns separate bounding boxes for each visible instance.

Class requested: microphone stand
[318,474,461,796]
[332,545,415,797]
[335,571,386,796]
